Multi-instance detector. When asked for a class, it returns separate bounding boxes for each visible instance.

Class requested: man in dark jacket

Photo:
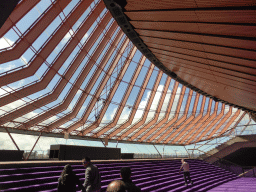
[106,167,141,192]
[82,157,101,192]
[120,167,141,192]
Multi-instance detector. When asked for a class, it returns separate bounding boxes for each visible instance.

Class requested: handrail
[203,135,235,152]
[196,148,256,178]
[22,150,192,160]
[238,167,256,177]
[196,148,241,168]
[197,137,234,158]
[195,134,256,177]
[198,133,256,161]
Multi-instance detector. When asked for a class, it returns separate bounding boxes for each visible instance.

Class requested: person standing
[82,157,101,192]
[179,159,193,186]
[57,164,83,192]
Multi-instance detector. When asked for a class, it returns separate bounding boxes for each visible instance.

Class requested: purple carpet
[0,159,240,191]
[208,177,256,192]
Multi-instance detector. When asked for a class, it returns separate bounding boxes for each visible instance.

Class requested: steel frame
[5,127,21,151]
[132,76,171,141]
[0,0,249,147]
[107,63,155,138]
[145,81,180,142]
[0,0,102,108]
[25,132,42,160]
[95,55,146,137]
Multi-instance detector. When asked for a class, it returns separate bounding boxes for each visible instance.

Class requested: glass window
[146,69,158,89]
[16,0,50,34]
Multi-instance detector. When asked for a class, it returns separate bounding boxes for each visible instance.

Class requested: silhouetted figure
[106,167,141,192]
[179,159,193,186]
[57,164,82,192]
[106,180,126,192]
[120,167,141,192]
[82,157,101,192]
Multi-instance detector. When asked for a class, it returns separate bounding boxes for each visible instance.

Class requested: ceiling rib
[0,0,252,146]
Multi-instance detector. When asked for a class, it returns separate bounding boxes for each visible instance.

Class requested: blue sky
[0,0,255,155]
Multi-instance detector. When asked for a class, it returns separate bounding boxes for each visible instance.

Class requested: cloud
[61,30,89,45]
[61,29,74,44]
[0,87,12,99]
[0,37,14,49]
[21,56,27,64]
[1,99,26,113]
[18,79,26,87]
[60,30,88,48]
[81,33,89,44]
[0,132,41,150]
[0,64,16,73]
[105,84,180,137]
[168,86,182,120]
[67,90,82,110]
[110,107,117,119]
[74,21,82,30]
[40,115,58,125]
[224,105,230,113]
[118,107,131,124]
[0,37,27,73]
[0,80,29,115]
[243,113,250,122]
[117,84,182,138]
[97,85,166,134]
[132,90,152,122]
[0,132,72,151]
[19,111,39,120]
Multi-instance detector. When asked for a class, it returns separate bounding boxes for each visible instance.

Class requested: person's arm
[179,164,183,174]
[83,168,90,189]
[57,177,62,192]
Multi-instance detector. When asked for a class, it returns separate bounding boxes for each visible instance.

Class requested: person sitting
[106,180,126,192]
[120,167,141,192]
[57,164,83,192]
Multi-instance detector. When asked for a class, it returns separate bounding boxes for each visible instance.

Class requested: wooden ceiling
[106,0,256,112]
[0,0,253,146]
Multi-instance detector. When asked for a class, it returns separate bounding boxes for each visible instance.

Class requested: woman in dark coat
[57,164,83,192]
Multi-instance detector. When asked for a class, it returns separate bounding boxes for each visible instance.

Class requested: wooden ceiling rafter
[0,0,253,146]
[104,0,256,113]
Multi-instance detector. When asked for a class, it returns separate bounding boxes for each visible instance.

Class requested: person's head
[181,159,185,163]
[60,164,73,184]
[63,164,72,174]
[106,180,126,192]
[120,167,131,180]
[82,156,91,167]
